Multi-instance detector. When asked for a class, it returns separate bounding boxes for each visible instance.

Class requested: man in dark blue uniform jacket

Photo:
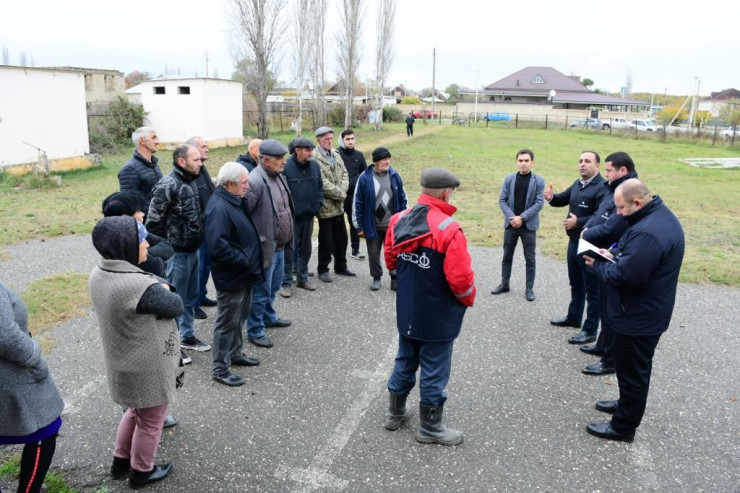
[579,152,638,376]
[545,151,608,345]
[584,179,684,442]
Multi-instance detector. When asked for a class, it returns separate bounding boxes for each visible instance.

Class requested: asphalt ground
[1,234,738,492]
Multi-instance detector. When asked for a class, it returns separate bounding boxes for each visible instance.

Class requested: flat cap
[293,136,315,149]
[420,168,460,189]
[259,139,288,157]
[371,147,391,162]
[315,126,333,137]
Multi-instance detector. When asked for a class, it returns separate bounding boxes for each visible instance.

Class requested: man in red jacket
[383,168,476,446]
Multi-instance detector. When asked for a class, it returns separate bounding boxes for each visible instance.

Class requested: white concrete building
[0,65,91,171]
[137,78,243,146]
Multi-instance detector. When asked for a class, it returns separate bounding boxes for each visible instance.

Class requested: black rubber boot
[416,403,463,445]
[129,462,173,489]
[384,392,411,430]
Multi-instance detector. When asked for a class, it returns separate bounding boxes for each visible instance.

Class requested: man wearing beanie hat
[245,139,294,349]
[282,137,323,293]
[352,146,407,291]
[313,127,356,282]
[336,129,367,260]
[383,167,476,446]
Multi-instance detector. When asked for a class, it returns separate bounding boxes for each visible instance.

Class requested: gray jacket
[246,165,294,268]
[89,260,181,409]
[0,282,64,436]
[498,172,545,231]
[313,147,348,219]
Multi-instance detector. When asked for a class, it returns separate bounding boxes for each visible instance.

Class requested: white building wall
[0,67,90,167]
[139,79,242,144]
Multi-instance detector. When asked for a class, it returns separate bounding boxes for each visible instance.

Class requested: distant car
[602,117,630,130]
[481,112,511,121]
[569,118,602,129]
[628,120,658,132]
[720,125,738,138]
[412,109,438,119]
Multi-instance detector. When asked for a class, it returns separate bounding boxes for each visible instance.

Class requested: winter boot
[416,403,463,445]
[384,392,411,430]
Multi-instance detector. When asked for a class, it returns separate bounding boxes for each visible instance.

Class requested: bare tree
[19,51,27,67]
[336,0,363,128]
[290,0,312,135]
[227,0,287,139]
[2,47,9,65]
[374,0,396,130]
[310,0,328,127]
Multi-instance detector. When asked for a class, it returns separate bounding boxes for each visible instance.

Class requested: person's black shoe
[129,462,173,489]
[212,372,245,387]
[580,344,603,356]
[265,318,292,328]
[194,308,207,319]
[569,331,596,344]
[490,284,510,295]
[162,415,178,428]
[110,456,130,479]
[249,335,274,348]
[586,422,634,442]
[525,289,536,301]
[335,269,356,277]
[595,400,619,414]
[231,356,260,366]
[550,317,581,328]
[201,297,218,307]
[582,361,615,375]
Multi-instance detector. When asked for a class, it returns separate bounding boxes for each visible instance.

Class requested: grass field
[1,123,738,285]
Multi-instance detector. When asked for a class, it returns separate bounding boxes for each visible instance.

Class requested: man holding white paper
[583,179,684,442]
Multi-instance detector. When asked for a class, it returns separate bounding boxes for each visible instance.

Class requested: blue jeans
[197,239,211,307]
[387,335,454,407]
[166,251,199,341]
[247,249,284,340]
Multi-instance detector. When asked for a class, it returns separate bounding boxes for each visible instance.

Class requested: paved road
[1,235,738,492]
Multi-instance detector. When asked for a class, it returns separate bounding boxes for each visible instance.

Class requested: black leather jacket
[146,165,203,253]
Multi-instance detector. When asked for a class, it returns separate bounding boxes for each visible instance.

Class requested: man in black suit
[545,151,607,344]
[584,179,684,442]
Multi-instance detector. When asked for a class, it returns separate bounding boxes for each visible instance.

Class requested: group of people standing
[490,148,685,442]
[1,129,687,491]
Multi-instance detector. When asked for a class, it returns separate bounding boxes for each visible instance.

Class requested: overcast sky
[2,0,738,97]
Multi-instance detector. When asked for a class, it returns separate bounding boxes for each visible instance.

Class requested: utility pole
[205,51,209,78]
[474,69,479,122]
[688,77,700,129]
[431,47,436,117]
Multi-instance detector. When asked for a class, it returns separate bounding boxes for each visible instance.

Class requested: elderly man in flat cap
[383,168,477,446]
[352,147,407,291]
[245,139,295,349]
[281,137,324,293]
[313,127,356,282]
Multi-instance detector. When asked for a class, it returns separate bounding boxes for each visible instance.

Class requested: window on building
[104,75,115,92]
[531,75,544,84]
[178,86,191,95]
[84,74,93,91]
[154,86,165,95]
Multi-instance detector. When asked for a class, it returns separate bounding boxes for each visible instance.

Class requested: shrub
[383,106,403,123]
[88,97,147,153]
[400,96,421,105]
[327,105,370,128]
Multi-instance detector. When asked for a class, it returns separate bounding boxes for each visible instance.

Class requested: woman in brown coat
[89,216,184,489]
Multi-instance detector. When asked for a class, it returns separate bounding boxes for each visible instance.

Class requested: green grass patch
[22,273,92,353]
[1,126,738,285]
[0,452,108,492]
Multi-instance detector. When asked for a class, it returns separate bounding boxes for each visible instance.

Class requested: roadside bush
[327,105,371,128]
[400,96,422,105]
[88,96,147,153]
[383,106,403,123]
